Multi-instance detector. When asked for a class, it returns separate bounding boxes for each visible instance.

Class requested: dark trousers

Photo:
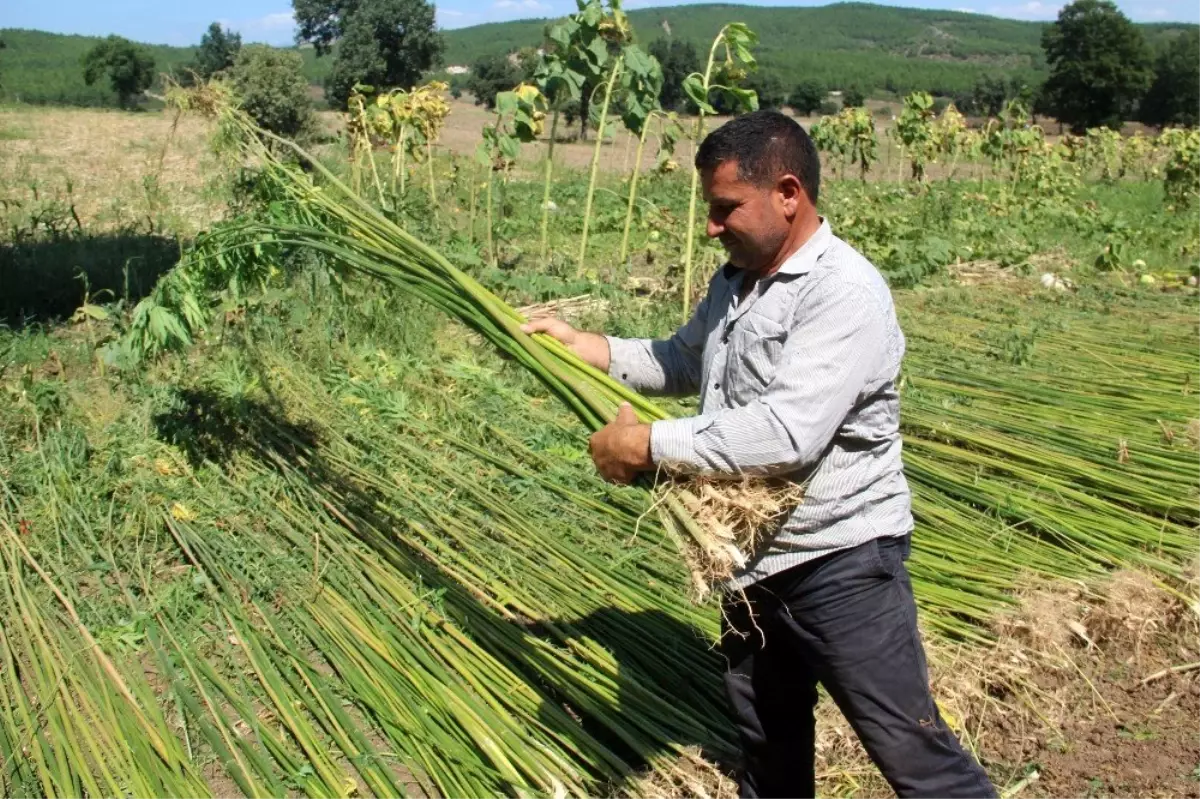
[720,535,996,798]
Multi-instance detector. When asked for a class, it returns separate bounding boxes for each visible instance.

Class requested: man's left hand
[589,402,653,484]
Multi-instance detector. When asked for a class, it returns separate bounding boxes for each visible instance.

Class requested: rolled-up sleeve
[649,276,891,476]
[604,286,713,397]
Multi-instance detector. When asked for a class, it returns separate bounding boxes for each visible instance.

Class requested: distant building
[446,65,470,75]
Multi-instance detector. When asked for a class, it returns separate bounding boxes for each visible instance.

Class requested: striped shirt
[606,219,913,590]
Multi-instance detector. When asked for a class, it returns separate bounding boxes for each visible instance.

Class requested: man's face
[701,160,795,272]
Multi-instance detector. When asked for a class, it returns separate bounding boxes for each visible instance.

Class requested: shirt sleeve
[649,275,892,476]
[603,283,714,397]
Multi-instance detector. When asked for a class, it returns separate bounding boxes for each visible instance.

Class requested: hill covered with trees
[1,3,1194,107]
[440,2,1193,97]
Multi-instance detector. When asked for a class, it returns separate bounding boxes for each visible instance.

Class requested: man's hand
[520,317,611,373]
[589,402,653,484]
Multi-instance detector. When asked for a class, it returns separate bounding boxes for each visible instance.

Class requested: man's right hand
[520,317,611,373]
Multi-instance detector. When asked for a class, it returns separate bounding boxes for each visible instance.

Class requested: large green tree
[1139,29,1199,127]
[647,37,700,112]
[789,78,825,116]
[742,71,785,111]
[229,45,316,139]
[81,35,155,108]
[466,52,532,110]
[294,0,443,106]
[841,85,866,108]
[193,22,242,81]
[1040,0,1152,132]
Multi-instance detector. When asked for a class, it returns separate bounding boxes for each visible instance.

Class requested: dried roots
[655,474,804,600]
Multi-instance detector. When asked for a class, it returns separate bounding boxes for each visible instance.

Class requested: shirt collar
[720,217,832,282]
[774,217,833,276]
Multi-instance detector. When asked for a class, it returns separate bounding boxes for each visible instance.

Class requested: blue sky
[2,0,1195,47]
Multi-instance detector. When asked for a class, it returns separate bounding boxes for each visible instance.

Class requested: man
[522,110,995,798]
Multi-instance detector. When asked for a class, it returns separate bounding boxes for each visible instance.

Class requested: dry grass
[0,105,220,234]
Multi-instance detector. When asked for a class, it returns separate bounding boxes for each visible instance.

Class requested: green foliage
[789,78,825,116]
[229,45,316,139]
[295,0,444,107]
[466,53,530,110]
[841,85,866,108]
[1139,28,1200,128]
[896,91,937,181]
[189,22,242,82]
[810,107,879,180]
[618,44,664,134]
[81,35,155,109]
[741,71,785,111]
[647,37,700,112]
[959,74,1035,117]
[1041,0,1154,132]
[1161,128,1200,209]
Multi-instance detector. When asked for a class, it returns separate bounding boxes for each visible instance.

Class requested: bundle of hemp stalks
[157,88,802,596]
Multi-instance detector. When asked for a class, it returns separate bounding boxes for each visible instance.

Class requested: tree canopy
[842,85,866,108]
[466,53,532,110]
[647,37,700,112]
[789,79,825,116]
[192,22,241,81]
[230,45,316,139]
[743,71,786,111]
[294,0,443,106]
[1139,28,1199,127]
[81,35,155,108]
[1040,0,1152,132]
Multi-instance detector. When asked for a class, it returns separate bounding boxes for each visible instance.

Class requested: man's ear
[777,174,804,218]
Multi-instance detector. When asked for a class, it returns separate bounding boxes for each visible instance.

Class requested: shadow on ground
[0,230,179,326]
[151,384,737,794]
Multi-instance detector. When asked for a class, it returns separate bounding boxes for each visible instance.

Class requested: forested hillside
[0,30,197,105]
[1,4,1194,106]
[440,3,1193,95]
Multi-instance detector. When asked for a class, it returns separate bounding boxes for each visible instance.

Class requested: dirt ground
[627,571,1200,799]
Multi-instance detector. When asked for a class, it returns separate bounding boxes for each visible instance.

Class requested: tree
[295,0,444,107]
[1040,0,1152,132]
[193,22,241,80]
[789,78,825,116]
[229,45,316,139]
[465,53,527,110]
[647,37,700,112]
[1139,29,1199,127]
[81,35,155,109]
[742,71,786,111]
[842,85,866,108]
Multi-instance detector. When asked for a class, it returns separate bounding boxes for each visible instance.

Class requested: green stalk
[398,125,408,196]
[682,36,723,319]
[539,108,560,265]
[576,58,623,277]
[618,116,653,265]
[426,138,439,224]
[468,165,478,245]
[485,170,495,268]
[391,125,407,196]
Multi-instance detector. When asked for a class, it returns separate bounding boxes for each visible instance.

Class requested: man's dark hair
[695,109,821,204]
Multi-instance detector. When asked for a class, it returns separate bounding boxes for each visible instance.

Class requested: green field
[1,95,1199,797]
